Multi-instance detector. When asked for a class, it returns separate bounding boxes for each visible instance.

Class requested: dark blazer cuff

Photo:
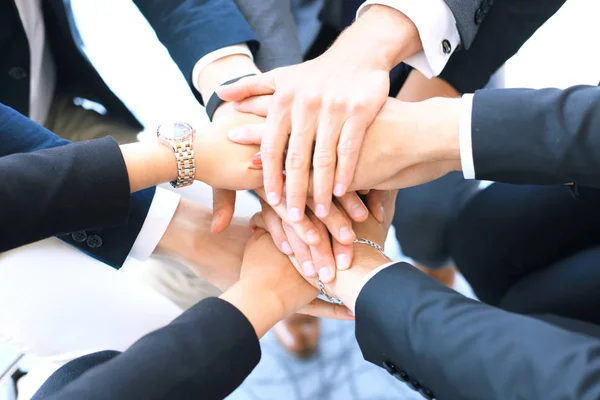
[59,187,155,269]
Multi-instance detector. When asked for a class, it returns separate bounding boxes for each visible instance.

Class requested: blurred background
[1,0,599,399]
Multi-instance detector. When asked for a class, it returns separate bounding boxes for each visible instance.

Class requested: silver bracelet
[317,238,389,305]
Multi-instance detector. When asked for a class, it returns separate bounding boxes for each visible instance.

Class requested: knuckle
[260,141,279,160]
[301,93,321,110]
[324,96,346,113]
[313,150,336,169]
[275,88,294,105]
[349,98,367,114]
[286,151,310,170]
[337,138,360,156]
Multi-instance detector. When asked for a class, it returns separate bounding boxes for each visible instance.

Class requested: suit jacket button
[71,231,87,243]
[441,39,451,55]
[393,371,409,382]
[87,235,103,248]
[382,360,397,374]
[418,387,435,399]
[474,8,483,24]
[8,67,27,80]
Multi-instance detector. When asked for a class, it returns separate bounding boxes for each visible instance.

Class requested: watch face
[158,121,193,140]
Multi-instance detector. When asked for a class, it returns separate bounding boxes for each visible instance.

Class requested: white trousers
[0,238,183,399]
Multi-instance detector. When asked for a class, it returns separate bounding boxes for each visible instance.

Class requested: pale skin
[217,5,423,226]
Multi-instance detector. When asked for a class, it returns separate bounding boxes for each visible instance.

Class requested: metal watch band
[170,140,196,188]
[205,73,257,121]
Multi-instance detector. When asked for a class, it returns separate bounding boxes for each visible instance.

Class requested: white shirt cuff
[353,260,397,310]
[357,0,460,78]
[191,44,254,93]
[128,188,181,262]
[460,93,475,179]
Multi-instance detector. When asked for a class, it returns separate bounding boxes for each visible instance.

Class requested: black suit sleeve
[35,298,261,400]
[440,0,566,93]
[355,263,600,400]
[0,134,131,252]
[471,86,600,186]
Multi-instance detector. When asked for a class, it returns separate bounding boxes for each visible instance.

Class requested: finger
[282,223,316,278]
[365,190,391,223]
[249,212,265,230]
[285,96,319,223]
[332,237,353,271]
[259,199,293,255]
[334,115,368,197]
[312,101,344,218]
[307,212,336,284]
[233,95,272,117]
[211,189,236,233]
[216,73,276,102]
[306,196,355,246]
[255,188,321,246]
[298,299,354,320]
[228,123,265,145]
[336,191,368,222]
[262,90,293,207]
[358,189,370,195]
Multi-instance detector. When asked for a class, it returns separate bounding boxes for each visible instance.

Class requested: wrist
[220,280,285,338]
[325,244,388,311]
[120,141,177,193]
[348,5,421,70]
[197,54,260,103]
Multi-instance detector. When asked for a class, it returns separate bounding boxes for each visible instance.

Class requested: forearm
[337,5,422,70]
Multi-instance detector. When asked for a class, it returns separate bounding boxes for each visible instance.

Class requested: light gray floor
[2,1,600,399]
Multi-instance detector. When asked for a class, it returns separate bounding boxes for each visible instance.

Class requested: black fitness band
[205,73,257,121]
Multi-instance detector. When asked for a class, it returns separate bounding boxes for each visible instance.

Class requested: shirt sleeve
[357,0,461,78]
[460,93,475,179]
[128,187,181,261]
[191,44,254,93]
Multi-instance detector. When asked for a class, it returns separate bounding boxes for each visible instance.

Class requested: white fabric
[0,239,182,362]
[460,93,475,179]
[357,0,460,78]
[129,188,181,261]
[15,0,56,125]
[191,44,254,92]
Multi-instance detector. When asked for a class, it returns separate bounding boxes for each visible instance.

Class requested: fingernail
[228,127,244,141]
[251,226,257,233]
[336,254,350,270]
[379,205,386,221]
[333,183,345,197]
[289,207,303,222]
[306,229,320,245]
[351,204,367,220]
[302,261,316,276]
[318,267,332,283]
[267,192,279,205]
[251,152,262,167]
[315,204,328,218]
[281,241,293,255]
[339,226,355,243]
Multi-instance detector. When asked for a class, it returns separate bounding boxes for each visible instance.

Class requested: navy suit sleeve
[34,298,261,400]
[133,0,259,104]
[0,103,154,267]
[355,263,600,400]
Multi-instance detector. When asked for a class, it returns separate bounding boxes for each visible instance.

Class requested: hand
[207,102,261,233]
[218,5,421,222]
[255,198,353,284]
[347,97,462,191]
[254,188,367,282]
[220,228,353,337]
[154,198,252,291]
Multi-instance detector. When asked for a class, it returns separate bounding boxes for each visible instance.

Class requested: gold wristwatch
[157,121,196,188]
